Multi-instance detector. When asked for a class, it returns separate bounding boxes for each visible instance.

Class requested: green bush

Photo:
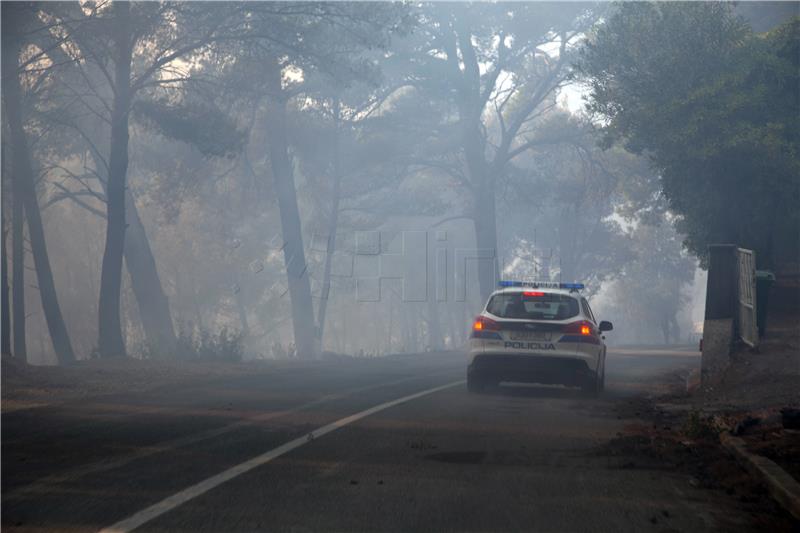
[139,324,244,362]
[682,410,719,441]
[269,341,296,359]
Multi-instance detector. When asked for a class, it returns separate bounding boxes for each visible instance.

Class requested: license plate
[509,331,550,341]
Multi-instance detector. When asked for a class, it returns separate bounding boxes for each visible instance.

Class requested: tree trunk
[263,62,318,359]
[448,304,462,348]
[464,130,498,302]
[386,300,394,353]
[11,172,26,361]
[451,26,499,304]
[557,208,576,282]
[86,142,178,356]
[122,190,177,354]
[459,105,498,302]
[316,98,342,349]
[426,296,442,351]
[402,305,418,352]
[234,278,250,337]
[2,36,75,364]
[472,189,499,302]
[2,138,10,357]
[32,2,175,355]
[671,316,680,345]
[1,215,10,357]
[660,316,670,345]
[97,1,132,358]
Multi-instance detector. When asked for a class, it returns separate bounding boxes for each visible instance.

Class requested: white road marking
[8,372,452,501]
[99,380,464,533]
[610,348,700,357]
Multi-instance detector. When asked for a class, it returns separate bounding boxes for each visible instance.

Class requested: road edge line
[98,379,464,533]
[720,432,800,521]
[7,371,456,501]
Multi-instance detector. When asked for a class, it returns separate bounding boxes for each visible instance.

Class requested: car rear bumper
[468,353,595,386]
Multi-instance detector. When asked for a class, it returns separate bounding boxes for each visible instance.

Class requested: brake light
[473,316,500,332]
[523,291,545,297]
[564,320,594,336]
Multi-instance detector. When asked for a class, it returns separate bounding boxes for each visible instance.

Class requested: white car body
[467,284,612,394]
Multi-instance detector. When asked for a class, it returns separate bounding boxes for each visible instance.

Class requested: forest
[2,1,797,364]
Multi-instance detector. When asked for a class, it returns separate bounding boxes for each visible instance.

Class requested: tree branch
[478,32,508,110]
[42,183,106,219]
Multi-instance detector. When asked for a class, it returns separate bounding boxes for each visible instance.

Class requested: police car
[468,281,613,396]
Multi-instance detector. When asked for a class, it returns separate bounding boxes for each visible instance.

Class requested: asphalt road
[2,347,765,532]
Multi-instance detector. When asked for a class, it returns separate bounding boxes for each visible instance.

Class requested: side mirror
[599,320,613,332]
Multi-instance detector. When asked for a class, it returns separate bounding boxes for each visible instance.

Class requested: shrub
[269,341,296,359]
[139,324,244,362]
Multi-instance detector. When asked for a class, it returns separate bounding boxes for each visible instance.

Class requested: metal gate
[737,248,758,347]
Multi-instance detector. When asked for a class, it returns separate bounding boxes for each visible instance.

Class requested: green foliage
[269,341,296,359]
[176,325,243,362]
[135,325,243,361]
[579,3,800,266]
[500,111,638,293]
[498,110,697,343]
[604,217,696,344]
[683,410,719,441]
[133,99,245,158]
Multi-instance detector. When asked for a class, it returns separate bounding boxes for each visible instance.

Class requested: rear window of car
[486,292,579,320]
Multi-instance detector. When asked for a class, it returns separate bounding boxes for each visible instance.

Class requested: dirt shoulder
[600,329,800,531]
[690,311,799,486]
[1,351,457,413]
[739,424,800,483]
[1,355,327,413]
[601,396,798,531]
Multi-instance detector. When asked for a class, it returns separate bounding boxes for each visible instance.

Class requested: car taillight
[473,316,500,332]
[564,320,594,336]
[523,291,545,297]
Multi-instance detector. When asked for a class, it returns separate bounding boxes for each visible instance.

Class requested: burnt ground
[599,397,798,531]
[740,422,800,482]
[1,352,367,412]
[625,307,800,521]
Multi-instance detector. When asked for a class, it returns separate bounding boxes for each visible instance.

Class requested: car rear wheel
[598,364,606,393]
[581,372,601,398]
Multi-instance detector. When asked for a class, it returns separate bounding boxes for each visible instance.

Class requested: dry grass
[1,356,288,412]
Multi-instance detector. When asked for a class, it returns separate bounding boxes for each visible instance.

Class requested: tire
[598,353,606,393]
[581,372,600,398]
[467,371,486,394]
[598,364,606,393]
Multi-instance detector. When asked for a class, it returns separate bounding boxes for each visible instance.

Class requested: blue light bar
[498,280,585,290]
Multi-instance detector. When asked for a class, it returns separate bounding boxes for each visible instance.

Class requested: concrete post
[705,245,738,320]
[701,244,737,388]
